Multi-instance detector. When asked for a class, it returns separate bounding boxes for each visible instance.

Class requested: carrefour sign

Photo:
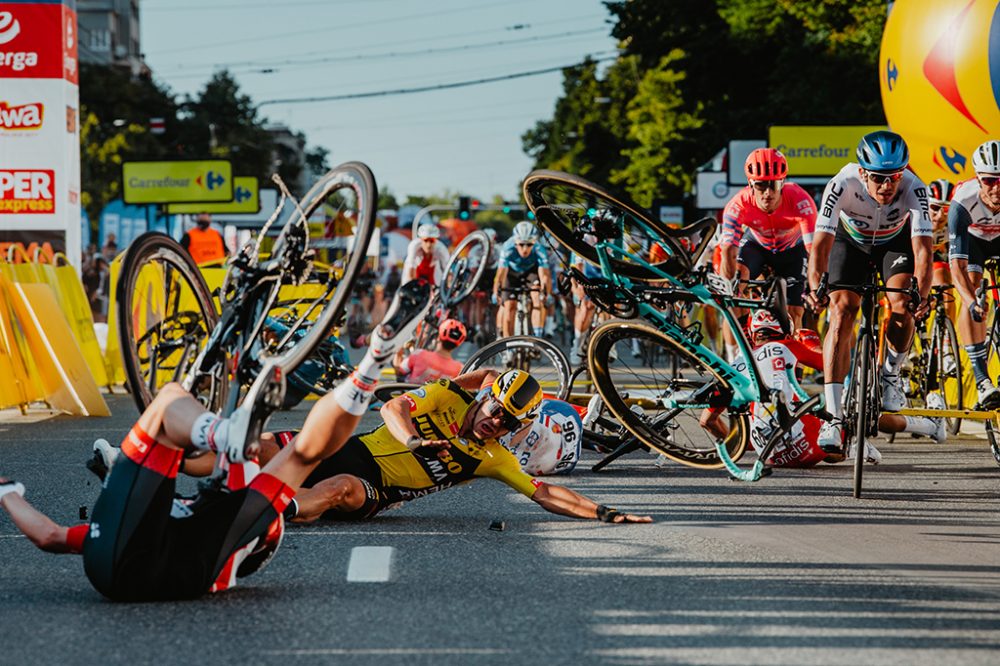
[122,160,233,205]
[769,126,887,177]
[168,176,259,214]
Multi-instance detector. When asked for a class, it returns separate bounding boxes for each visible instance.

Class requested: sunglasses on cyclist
[979,175,1000,187]
[516,241,535,248]
[864,170,904,185]
[421,238,437,243]
[750,179,783,192]
[929,203,949,213]
[481,396,524,432]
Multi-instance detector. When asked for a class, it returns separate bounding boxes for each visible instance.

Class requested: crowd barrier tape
[0,272,109,416]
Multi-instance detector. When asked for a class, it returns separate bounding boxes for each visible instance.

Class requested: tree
[78,106,146,224]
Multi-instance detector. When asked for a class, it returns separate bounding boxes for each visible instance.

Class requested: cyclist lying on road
[0,279,436,600]
[700,311,946,467]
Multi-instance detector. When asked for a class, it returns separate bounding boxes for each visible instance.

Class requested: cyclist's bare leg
[530,291,546,333]
[288,474,368,523]
[824,290,861,417]
[501,298,517,337]
[956,270,985,346]
[789,305,804,331]
[884,272,916,361]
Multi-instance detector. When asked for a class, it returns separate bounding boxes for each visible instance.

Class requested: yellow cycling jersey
[358,378,541,500]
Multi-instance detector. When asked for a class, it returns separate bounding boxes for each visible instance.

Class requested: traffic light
[458,195,471,220]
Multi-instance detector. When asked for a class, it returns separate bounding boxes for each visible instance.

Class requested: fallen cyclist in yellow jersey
[269,369,651,524]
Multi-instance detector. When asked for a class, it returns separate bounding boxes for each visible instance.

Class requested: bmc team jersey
[815,163,932,245]
[731,338,826,468]
[498,237,550,274]
[398,349,462,383]
[358,379,540,499]
[948,179,1000,266]
[403,239,450,284]
[720,182,817,252]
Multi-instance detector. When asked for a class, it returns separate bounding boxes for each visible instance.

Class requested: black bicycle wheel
[852,329,874,498]
[440,230,490,306]
[116,232,220,414]
[587,320,749,468]
[373,382,420,403]
[522,170,694,282]
[247,162,378,404]
[461,335,572,401]
[928,315,963,435]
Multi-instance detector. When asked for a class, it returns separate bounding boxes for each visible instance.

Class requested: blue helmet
[856,130,909,173]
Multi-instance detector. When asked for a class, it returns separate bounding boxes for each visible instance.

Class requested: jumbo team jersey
[359,379,541,500]
[720,182,817,252]
[815,163,932,245]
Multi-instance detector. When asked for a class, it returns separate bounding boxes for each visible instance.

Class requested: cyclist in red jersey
[720,149,817,346]
[403,223,449,285]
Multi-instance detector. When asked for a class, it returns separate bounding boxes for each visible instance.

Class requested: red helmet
[928,179,955,205]
[744,148,788,182]
[438,318,467,346]
[749,310,783,337]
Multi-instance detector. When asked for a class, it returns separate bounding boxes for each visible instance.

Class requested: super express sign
[0,169,55,214]
[122,160,233,205]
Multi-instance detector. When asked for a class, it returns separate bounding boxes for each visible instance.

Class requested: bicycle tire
[373,382,420,403]
[461,335,572,401]
[852,329,874,498]
[929,315,963,435]
[522,170,691,282]
[587,320,749,468]
[440,230,490,306]
[116,232,220,414]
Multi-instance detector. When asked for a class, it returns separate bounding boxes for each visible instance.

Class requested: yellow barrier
[0,273,109,416]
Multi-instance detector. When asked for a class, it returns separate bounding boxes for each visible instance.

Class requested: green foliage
[525,0,888,205]
[78,106,146,223]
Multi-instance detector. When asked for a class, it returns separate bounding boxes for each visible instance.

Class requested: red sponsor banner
[0,169,55,214]
[0,3,77,82]
[0,100,43,129]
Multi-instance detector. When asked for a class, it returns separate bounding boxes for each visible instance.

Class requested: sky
[140,0,620,203]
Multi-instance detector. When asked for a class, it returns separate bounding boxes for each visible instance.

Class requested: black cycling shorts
[737,239,807,306]
[304,434,389,521]
[477,266,497,293]
[828,224,914,287]
[82,426,287,601]
[961,234,1000,274]
[501,270,541,301]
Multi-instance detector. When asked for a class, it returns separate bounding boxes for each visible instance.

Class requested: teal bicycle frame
[583,227,800,481]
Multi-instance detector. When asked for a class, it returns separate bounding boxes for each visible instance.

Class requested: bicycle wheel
[851,329,876,498]
[373,382,420,403]
[927,315,963,435]
[461,335,572,401]
[440,230,490,306]
[116,232,220,414]
[587,320,749,468]
[251,162,378,397]
[522,170,693,281]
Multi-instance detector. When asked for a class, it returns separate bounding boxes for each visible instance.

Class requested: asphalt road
[1,393,999,666]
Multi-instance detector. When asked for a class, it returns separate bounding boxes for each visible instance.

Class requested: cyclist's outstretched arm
[0,484,74,553]
[806,231,834,306]
[531,482,652,523]
[453,369,498,392]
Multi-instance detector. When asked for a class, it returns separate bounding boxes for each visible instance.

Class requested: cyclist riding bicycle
[393,318,466,383]
[494,221,551,339]
[721,148,816,339]
[403,223,450,285]
[948,139,1000,408]
[805,130,933,457]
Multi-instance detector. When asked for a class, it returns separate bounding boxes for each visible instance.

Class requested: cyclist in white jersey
[948,140,1000,407]
[805,130,933,457]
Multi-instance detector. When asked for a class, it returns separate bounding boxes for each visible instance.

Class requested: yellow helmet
[490,370,543,426]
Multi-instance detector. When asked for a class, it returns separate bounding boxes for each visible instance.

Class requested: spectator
[101,234,118,262]
[181,213,228,265]
[82,256,110,323]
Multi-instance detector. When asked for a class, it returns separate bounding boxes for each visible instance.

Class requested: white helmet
[512,221,537,244]
[417,223,440,240]
[972,140,1000,174]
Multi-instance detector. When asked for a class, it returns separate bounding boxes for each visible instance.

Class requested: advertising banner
[0,1,80,265]
[768,126,887,177]
[167,176,260,214]
[122,160,233,205]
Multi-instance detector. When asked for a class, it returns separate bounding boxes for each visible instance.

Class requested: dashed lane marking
[346,546,394,582]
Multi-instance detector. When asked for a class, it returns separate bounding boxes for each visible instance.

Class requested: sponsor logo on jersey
[0,101,41,130]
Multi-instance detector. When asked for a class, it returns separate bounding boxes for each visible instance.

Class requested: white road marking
[346,546,394,582]
[266,648,510,656]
